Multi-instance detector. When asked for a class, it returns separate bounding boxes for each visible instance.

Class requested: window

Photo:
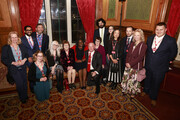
[38,0,85,44]
[38,1,46,33]
[71,1,85,43]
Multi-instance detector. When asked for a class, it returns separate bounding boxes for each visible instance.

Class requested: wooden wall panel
[0,0,12,27]
[95,0,170,41]
[102,0,121,26]
[0,0,22,53]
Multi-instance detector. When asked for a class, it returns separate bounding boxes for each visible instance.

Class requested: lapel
[149,35,155,53]
[97,29,100,37]
[92,51,96,63]
[24,36,33,49]
[19,44,24,59]
[8,45,15,61]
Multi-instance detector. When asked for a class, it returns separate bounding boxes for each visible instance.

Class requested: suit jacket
[122,36,133,58]
[85,50,102,74]
[126,42,147,70]
[60,49,75,72]
[145,34,177,72]
[21,36,38,57]
[32,32,49,55]
[1,44,28,74]
[93,27,108,48]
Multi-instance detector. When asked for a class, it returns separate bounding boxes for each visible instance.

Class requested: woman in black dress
[107,29,124,90]
[46,41,64,93]
[72,39,88,89]
[60,41,76,89]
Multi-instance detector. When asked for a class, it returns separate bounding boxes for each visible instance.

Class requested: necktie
[126,38,130,45]
[28,37,33,49]
[101,29,104,46]
[87,52,91,72]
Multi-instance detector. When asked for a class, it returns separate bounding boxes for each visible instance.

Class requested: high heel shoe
[63,79,69,90]
[111,83,117,90]
[109,82,114,88]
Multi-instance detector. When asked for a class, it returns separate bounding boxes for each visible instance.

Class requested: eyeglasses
[26,30,32,31]
[53,44,59,46]
[37,56,43,57]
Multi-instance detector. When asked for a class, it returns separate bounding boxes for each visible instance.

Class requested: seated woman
[1,31,28,103]
[46,41,64,93]
[28,50,50,101]
[72,39,88,89]
[95,37,107,85]
[60,41,76,89]
[121,29,147,98]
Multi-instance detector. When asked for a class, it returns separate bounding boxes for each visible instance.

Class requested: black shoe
[109,82,114,87]
[26,96,29,100]
[57,89,62,93]
[101,79,107,86]
[21,99,26,104]
[72,83,76,89]
[82,86,86,89]
[95,91,99,95]
[69,84,72,89]
[111,83,117,90]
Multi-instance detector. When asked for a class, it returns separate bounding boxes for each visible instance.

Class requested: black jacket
[45,50,61,67]
[1,44,28,74]
[28,62,50,82]
[85,50,102,74]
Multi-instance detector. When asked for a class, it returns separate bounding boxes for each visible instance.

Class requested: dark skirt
[74,61,87,71]
[34,81,50,101]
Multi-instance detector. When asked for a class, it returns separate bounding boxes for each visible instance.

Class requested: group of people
[1,19,177,107]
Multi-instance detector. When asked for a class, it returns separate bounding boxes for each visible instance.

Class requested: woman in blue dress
[28,50,50,101]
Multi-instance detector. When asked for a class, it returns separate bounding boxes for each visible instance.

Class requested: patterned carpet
[0,83,158,120]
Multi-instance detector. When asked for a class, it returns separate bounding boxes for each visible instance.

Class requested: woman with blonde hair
[1,31,29,103]
[121,29,147,98]
[46,40,64,93]
[28,50,50,101]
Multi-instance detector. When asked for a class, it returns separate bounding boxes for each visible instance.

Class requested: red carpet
[0,84,158,120]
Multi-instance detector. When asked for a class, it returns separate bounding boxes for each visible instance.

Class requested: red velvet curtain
[166,0,180,37]
[18,0,43,34]
[76,0,95,45]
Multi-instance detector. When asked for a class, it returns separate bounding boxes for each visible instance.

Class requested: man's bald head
[88,42,95,52]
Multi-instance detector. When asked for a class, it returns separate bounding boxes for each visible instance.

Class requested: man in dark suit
[93,18,108,52]
[122,26,134,75]
[21,25,38,67]
[85,43,102,95]
[21,25,38,93]
[143,22,178,106]
[32,23,49,55]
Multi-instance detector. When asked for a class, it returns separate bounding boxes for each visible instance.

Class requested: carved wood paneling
[0,0,12,28]
[0,0,22,53]
[96,0,170,32]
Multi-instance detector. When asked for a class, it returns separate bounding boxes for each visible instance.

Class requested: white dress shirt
[89,50,99,74]
[127,35,133,44]
[152,35,165,53]
[99,27,105,46]
[25,35,34,47]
